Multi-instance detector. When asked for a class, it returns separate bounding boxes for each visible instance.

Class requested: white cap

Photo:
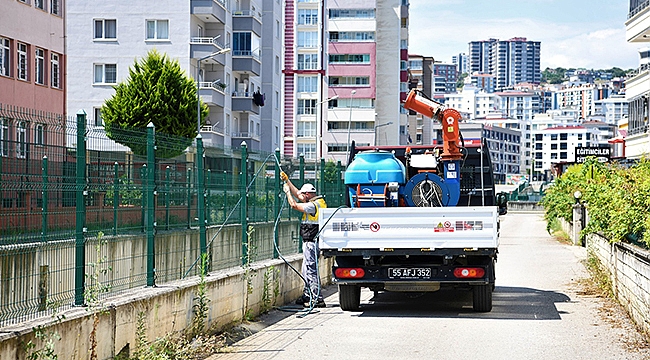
[299,183,317,194]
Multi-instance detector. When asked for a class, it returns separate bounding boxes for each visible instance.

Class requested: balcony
[198,81,226,108]
[231,133,261,152]
[232,50,261,76]
[190,37,228,65]
[231,93,260,114]
[626,0,650,42]
[233,10,263,36]
[191,0,226,24]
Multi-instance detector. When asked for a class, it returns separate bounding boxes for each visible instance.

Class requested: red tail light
[335,268,365,279]
[453,267,485,278]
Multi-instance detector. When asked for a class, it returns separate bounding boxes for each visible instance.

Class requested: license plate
[388,268,431,279]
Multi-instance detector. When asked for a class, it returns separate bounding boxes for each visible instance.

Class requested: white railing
[232,49,260,61]
[198,81,227,93]
[190,36,226,49]
[232,9,262,22]
[231,91,253,97]
[231,132,260,140]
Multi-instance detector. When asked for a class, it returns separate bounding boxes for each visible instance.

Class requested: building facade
[322,0,408,165]
[625,0,650,158]
[469,37,541,90]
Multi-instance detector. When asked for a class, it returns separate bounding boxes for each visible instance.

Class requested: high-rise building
[452,52,468,75]
[625,0,650,158]
[66,0,282,156]
[407,54,434,145]
[282,0,327,160]
[433,63,457,93]
[321,0,408,164]
[469,37,541,90]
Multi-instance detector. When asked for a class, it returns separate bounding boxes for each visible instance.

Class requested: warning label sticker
[434,221,455,233]
[455,220,483,231]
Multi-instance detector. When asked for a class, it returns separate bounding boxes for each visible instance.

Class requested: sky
[408,0,642,70]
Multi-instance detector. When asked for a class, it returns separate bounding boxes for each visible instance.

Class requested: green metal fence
[0,107,346,328]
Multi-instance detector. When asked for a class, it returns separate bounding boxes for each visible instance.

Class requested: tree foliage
[101,49,208,158]
[541,158,650,249]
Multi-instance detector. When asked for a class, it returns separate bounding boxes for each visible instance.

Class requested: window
[328,76,369,86]
[329,54,370,64]
[401,39,408,49]
[17,121,26,159]
[1,38,10,77]
[578,134,583,140]
[550,134,557,141]
[146,20,169,40]
[276,20,280,38]
[94,108,103,126]
[560,152,567,160]
[297,31,318,48]
[50,53,59,88]
[297,54,318,70]
[275,55,280,74]
[35,124,44,145]
[94,19,117,39]
[35,0,44,10]
[297,142,316,159]
[329,31,375,42]
[534,152,542,160]
[551,143,557,150]
[298,9,318,25]
[297,121,316,137]
[17,42,27,81]
[551,153,558,159]
[297,99,316,115]
[50,0,60,15]
[35,48,44,85]
[401,17,408,28]
[94,63,117,84]
[0,119,8,157]
[560,133,567,140]
[535,143,542,150]
[275,91,279,109]
[328,9,375,19]
[297,76,318,93]
[233,32,252,55]
[560,142,567,150]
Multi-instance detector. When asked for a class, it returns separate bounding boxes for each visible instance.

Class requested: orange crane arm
[404,90,463,161]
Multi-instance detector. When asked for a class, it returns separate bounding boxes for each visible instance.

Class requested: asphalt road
[208,212,650,360]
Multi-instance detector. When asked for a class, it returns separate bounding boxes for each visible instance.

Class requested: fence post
[187,168,192,229]
[41,155,48,242]
[320,158,325,197]
[140,165,146,232]
[197,135,207,259]
[165,166,170,230]
[298,154,304,252]
[74,109,87,306]
[113,162,119,236]
[222,170,227,223]
[207,169,212,226]
[337,160,343,207]
[274,148,281,258]
[146,123,156,287]
[240,142,248,266]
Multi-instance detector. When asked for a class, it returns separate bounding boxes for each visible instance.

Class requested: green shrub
[541,157,650,249]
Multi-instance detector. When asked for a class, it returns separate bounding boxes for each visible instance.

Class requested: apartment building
[66,0,280,156]
[282,0,327,160]
[552,84,611,120]
[471,73,496,93]
[469,37,541,90]
[594,94,628,126]
[0,0,65,154]
[322,0,408,165]
[433,63,457,93]
[532,125,600,181]
[444,85,501,120]
[452,52,468,75]
[406,54,434,145]
[625,0,650,158]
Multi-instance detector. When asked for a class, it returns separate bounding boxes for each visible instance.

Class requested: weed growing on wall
[190,253,211,339]
[22,302,64,360]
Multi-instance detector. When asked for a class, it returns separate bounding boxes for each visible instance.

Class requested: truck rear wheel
[472,284,493,312]
[339,285,361,311]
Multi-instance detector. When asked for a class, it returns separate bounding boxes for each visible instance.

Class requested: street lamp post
[346,90,356,165]
[196,48,231,135]
[374,121,393,146]
[315,94,338,165]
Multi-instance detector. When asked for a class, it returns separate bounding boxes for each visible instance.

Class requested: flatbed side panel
[318,207,499,250]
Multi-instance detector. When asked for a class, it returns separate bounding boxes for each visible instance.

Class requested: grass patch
[548,218,571,244]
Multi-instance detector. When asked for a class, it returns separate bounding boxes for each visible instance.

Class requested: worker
[281,171,327,308]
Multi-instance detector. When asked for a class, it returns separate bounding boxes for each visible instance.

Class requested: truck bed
[318,206,499,251]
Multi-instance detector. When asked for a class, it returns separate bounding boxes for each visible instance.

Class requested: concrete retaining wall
[0,253,333,359]
[507,201,544,212]
[587,233,650,338]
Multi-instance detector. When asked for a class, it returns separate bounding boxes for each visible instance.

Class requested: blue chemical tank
[345,151,405,207]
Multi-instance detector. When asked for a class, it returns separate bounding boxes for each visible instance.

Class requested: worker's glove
[283,183,290,194]
[280,171,289,182]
